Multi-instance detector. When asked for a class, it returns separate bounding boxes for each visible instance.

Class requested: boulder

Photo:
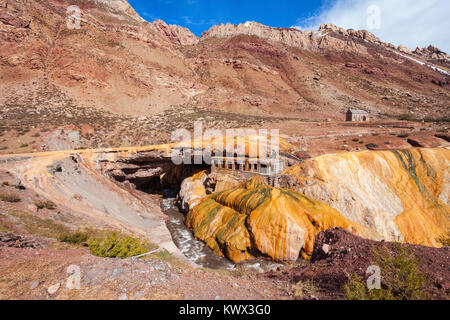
[150,19,199,45]
[177,171,208,213]
[398,45,412,55]
[46,282,60,295]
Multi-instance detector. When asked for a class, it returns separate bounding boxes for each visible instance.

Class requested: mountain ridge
[0,0,448,154]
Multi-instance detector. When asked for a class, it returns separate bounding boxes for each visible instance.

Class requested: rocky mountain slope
[1,0,449,301]
[270,228,449,300]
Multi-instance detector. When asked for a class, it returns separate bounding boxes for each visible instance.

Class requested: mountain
[0,0,448,301]
[0,0,449,154]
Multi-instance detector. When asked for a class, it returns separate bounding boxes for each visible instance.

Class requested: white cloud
[295,0,450,53]
[181,16,218,26]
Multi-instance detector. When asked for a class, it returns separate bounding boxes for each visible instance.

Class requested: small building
[346,109,370,122]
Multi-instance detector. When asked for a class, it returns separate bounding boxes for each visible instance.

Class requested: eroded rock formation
[414,45,450,62]
[150,19,199,45]
[202,21,450,65]
[177,170,208,213]
[202,21,369,54]
[86,0,144,21]
[186,147,449,263]
[284,147,450,248]
[0,146,195,266]
[187,176,372,262]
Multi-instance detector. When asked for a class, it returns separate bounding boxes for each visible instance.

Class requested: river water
[161,195,236,270]
[161,190,285,272]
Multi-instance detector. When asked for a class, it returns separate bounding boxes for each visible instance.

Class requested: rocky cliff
[202,21,369,54]
[86,0,143,21]
[150,19,199,45]
[1,0,449,145]
[414,45,450,62]
[186,147,449,262]
[284,147,450,248]
[202,21,450,64]
[186,176,373,262]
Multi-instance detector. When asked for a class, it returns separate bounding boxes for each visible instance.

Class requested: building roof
[348,109,369,114]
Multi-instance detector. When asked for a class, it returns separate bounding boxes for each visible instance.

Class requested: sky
[128,0,450,52]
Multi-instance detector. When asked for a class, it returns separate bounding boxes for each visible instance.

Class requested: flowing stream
[161,193,236,270]
[161,189,284,272]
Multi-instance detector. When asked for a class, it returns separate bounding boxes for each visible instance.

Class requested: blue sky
[128,0,450,52]
[128,0,324,36]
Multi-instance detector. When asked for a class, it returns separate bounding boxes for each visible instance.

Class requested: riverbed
[161,196,236,270]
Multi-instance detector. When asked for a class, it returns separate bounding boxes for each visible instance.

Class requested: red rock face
[88,0,143,21]
[221,39,286,58]
[414,45,450,62]
[0,8,29,28]
[0,0,449,154]
[150,19,198,45]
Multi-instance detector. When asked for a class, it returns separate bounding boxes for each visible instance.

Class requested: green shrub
[398,114,413,121]
[2,181,9,186]
[397,134,409,138]
[423,117,450,123]
[58,231,89,245]
[151,249,173,261]
[344,245,430,300]
[292,280,317,299]
[35,200,56,210]
[9,210,69,238]
[344,274,369,300]
[87,231,152,258]
[0,193,21,203]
